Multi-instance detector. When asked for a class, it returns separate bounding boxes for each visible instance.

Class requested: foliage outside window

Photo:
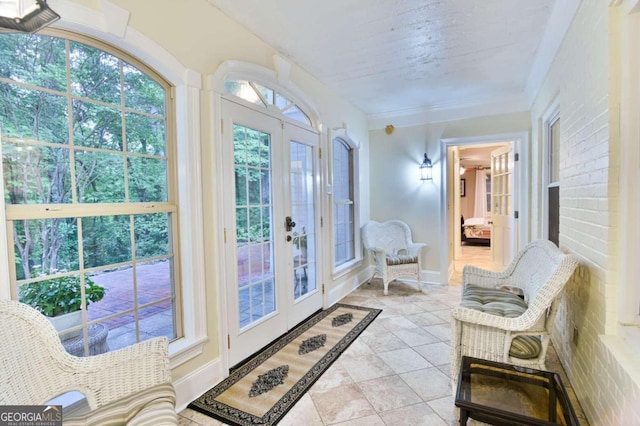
[332,138,355,267]
[0,31,179,355]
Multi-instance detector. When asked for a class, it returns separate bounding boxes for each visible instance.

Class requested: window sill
[169,335,208,369]
[600,326,640,389]
[332,258,363,280]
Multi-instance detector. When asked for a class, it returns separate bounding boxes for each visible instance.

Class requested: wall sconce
[420,153,433,181]
[0,0,60,33]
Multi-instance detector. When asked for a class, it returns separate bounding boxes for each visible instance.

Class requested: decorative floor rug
[188,303,382,425]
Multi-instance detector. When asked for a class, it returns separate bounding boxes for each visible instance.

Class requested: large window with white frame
[0,30,180,356]
[332,136,357,268]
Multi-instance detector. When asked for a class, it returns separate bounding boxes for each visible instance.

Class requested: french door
[490,145,515,267]
[222,99,322,365]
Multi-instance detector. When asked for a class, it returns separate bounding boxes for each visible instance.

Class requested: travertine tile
[357,375,422,412]
[360,332,409,353]
[310,383,376,424]
[309,361,354,393]
[400,367,452,401]
[178,408,223,425]
[378,348,433,374]
[379,402,448,426]
[392,326,440,347]
[414,341,451,366]
[279,393,323,426]
[340,353,396,382]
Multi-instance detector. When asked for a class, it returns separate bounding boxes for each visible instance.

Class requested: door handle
[285,216,296,232]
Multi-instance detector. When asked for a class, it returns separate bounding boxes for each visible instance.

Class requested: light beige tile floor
[178,245,589,425]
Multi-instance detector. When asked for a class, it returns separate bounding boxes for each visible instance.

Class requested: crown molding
[367,92,529,130]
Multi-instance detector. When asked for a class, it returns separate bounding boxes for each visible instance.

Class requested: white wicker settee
[0,300,177,425]
[450,240,578,387]
[362,220,426,295]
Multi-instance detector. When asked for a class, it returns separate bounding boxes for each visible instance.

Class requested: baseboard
[328,266,373,305]
[173,357,224,412]
[421,269,444,285]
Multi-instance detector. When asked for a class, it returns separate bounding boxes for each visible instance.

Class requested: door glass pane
[290,141,316,300]
[234,124,275,329]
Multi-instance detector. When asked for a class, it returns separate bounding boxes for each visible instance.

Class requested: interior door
[222,99,321,366]
[490,145,515,267]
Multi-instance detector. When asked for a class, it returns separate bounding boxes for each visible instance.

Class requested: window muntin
[224,79,311,126]
[0,32,179,355]
[332,138,355,267]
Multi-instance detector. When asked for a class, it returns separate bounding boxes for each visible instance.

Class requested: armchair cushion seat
[460,285,541,359]
[385,254,419,265]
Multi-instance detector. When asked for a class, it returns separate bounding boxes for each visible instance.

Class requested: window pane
[333,139,355,267]
[3,142,72,205]
[70,41,121,105]
[0,83,68,143]
[72,100,123,150]
[82,215,131,268]
[129,157,168,202]
[75,151,125,203]
[0,33,66,91]
[123,62,166,115]
[12,217,78,280]
[126,112,166,155]
[88,268,134,322]
[224,80,263,106]
[134,213,169,259]
[550,118,560,183]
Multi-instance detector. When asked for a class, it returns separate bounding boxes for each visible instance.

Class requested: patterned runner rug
[188,303,381,425]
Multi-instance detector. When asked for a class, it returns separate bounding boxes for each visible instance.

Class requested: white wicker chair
[0,300,177,425]
[362,220,426,295]
[450,240,578,388]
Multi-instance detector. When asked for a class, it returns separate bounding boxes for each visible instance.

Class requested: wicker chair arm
[407,243,426,256]
[62,337,171,408]
[451,306,536,332]
[462,264,511,288]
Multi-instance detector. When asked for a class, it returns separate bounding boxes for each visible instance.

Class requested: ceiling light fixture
[0,0,60,33]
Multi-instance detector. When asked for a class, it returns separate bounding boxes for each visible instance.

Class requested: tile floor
[178,245,589,425]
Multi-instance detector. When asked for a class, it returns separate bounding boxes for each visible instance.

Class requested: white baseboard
[421,269,444,285]
[328,267,373,305]
[173,357,224,412]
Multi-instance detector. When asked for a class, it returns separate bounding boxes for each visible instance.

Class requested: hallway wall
[368,112,530,281]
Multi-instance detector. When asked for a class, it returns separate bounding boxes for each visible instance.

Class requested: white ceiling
[207,0,574,126]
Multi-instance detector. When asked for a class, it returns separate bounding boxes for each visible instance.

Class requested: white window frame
[541,99,560,243]
[329,129,361,276]
[0,0,208,369]
[617,0,640,331]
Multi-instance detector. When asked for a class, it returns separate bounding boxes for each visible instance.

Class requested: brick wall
[530,2,640,424]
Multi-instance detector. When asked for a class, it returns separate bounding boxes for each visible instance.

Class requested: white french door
[490,145,515,267]
[222,99,322,365]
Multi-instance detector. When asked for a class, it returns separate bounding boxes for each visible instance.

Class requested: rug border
[188,303,382,426]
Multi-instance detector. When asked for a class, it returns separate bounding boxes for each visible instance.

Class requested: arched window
[0,31,180,355]
[224,79,312,126]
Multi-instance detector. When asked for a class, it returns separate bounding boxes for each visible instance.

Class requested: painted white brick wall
[530,2,639,425]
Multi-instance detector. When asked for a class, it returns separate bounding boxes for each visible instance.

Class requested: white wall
[368,112,530,281]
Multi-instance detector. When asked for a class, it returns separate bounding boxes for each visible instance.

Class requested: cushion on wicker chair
[460,285,542,359]
[385,254,419,265]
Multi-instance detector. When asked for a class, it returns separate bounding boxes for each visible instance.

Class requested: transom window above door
[224,80,311,126]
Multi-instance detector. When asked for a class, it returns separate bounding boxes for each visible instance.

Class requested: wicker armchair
[451,240,578,387]
[0,300,177,425]
[362,220,426,295]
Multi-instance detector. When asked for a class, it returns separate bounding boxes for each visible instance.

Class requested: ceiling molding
[524,0,581,107]
[367,93,529,130]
